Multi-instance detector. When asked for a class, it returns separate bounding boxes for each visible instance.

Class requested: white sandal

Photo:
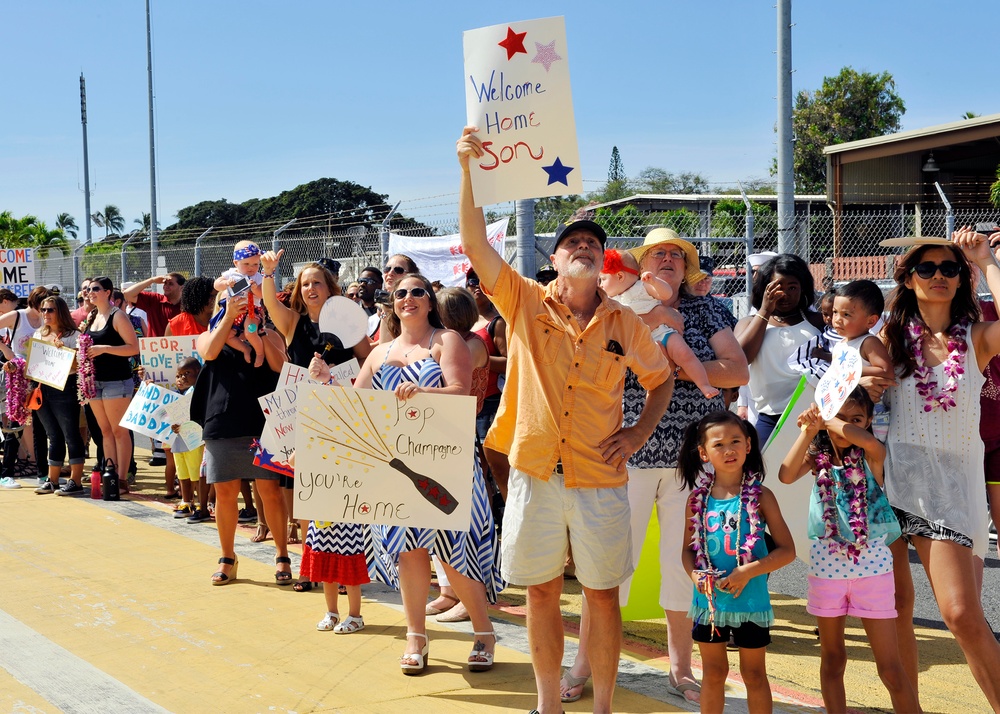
[333,615,365,634]
[400,632,428,675]
[316,612,340,631]
[468,630,497,672]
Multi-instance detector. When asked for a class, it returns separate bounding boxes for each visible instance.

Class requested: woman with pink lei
[875,227,1000,710]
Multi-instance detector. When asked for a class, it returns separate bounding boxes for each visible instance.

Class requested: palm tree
[133,212,159,234]
[102,204,125,238]
[31,220,71,259]
[56,213,78,240]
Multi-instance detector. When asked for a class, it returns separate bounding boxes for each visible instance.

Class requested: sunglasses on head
[393,287,428,300]
[383,265,407,275]
[910,260,961,279]
[40,307,56,313]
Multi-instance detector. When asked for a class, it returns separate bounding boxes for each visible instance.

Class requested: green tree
[634,167,711,194]
[533,194,590,233]
[601,146,630,202]
[784,66,905,193]
[990,165,1000,210]
[56,213,78,240]
[91,204,125,239]
[0,212,71,258]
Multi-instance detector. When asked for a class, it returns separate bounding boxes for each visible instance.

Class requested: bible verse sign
[294,384,476,530]
[463,16,582,205]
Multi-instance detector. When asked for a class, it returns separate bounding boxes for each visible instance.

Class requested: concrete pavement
[0,456,989,713]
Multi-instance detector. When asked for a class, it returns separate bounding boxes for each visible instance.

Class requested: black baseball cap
[536,263,557,280]
[699,255,716,275]
[553,220,607,251]
[317,258,341,275]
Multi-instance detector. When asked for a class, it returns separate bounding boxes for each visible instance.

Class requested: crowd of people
[2,131,1000,713]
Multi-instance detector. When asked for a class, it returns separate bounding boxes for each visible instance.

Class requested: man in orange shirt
[457,128,674,714]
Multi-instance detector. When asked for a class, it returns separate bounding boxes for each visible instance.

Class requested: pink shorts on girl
[806,571,896,619]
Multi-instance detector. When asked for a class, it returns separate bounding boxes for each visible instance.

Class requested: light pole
[120,230,142,285]
[272,218,297,288]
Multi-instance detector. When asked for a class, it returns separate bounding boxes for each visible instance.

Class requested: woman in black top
[192,293,289,585]
[81,277,139,489]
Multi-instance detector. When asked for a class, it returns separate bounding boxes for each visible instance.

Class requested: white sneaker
[316,612,340,631]
[0,477,21,489]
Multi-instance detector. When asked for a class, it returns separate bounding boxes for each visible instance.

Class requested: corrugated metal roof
[823,112,1000,156]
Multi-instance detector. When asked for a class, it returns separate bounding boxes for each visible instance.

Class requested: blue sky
[2,0,998,233]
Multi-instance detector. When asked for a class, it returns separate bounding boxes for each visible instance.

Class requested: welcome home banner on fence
[463,16,582,205]
[388,218,508,287]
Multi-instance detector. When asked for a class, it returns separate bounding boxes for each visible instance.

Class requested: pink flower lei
[814,446,867,563]
[76,333,97,404]
[905,318,968,412]
[689,469,764,571]
[4,358,29,424]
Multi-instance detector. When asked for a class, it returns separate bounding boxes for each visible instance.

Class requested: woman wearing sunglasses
[877,228,1000,710]
[314,274,502,675]
[31,297,87,495]
[79,277,140,493]
[372,254,420,344]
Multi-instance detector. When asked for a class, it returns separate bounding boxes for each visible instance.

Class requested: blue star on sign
[542,157,574,186]
[838,350,849,365]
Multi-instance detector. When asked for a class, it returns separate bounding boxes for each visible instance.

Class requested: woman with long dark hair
[877,229,1000,710]
[79,277,140,491]
[31,296,87,495]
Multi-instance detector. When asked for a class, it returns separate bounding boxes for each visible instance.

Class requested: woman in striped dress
[352,273,503,675]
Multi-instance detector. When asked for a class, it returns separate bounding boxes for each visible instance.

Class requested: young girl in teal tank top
[680,410,796,713]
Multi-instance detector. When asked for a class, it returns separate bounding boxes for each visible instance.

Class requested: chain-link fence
[31,197,1000,311]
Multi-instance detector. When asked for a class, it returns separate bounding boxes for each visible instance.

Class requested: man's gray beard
[563,260,599,280]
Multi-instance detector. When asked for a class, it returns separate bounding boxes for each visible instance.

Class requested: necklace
[393,328,433,361]
[689,470,763,571]
[814,446,867,563]
[905,318,968,412]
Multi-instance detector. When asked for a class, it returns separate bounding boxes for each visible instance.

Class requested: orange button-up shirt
[484,262,671,488]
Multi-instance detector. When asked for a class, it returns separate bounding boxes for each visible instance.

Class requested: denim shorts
[93,378,136,400]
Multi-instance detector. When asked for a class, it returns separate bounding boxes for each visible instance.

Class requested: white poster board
[24,338,75,389]
[294,384,476,530]
[0,247,36,298]
[463,16,582,205]
[255,359,360,476]
[154,393,203,453]
[139,336,201,387]
[815,342,863,419]
[120,382,183,441]
[388,218,509,287]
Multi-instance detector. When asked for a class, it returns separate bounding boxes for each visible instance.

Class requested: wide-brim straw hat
[627,228,705,287]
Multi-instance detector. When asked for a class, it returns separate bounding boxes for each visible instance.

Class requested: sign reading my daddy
[254,359,360,476]
[294,385,476,530]
[119,382,183,441]
[139,336,202,386]
[463,16,582,205]
[24,338,75,389]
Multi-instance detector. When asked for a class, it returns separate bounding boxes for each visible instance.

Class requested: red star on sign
[418,478,429,491]
[439,495,451,507]
[429,487,440,499]
[359,503,370,514]
[498,26,527,60]
[407,408,418,419]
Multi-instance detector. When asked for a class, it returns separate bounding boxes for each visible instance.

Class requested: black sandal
[275,556,293,585]
[292,580,314,592]
[211,556,238,586]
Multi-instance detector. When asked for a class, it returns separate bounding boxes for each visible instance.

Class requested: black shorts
[892,506,973,549]
[692,621,771,649]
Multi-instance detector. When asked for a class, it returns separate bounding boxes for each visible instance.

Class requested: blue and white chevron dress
[368,356,504,603]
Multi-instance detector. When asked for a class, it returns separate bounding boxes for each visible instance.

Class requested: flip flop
[560,668,589,703]
[666,672,701,703]
[425,592,460,616]
[251,524,270,543]
[292,580,315,592]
